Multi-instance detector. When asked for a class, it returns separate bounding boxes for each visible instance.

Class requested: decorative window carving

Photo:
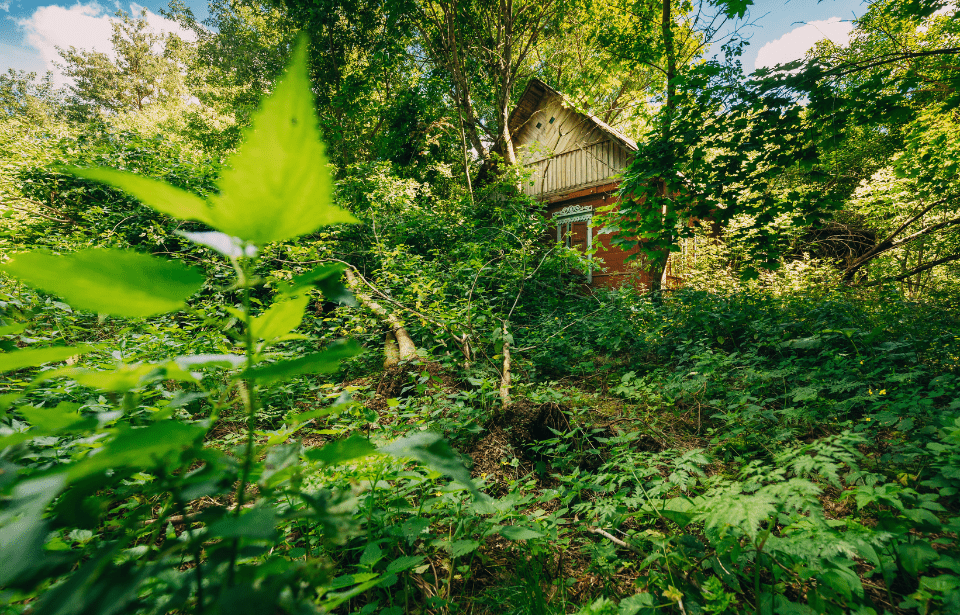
[553,204,595,283]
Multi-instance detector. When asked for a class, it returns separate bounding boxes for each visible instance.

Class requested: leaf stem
[227,255,260,585]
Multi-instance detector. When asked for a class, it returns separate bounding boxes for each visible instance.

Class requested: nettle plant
[0,40,474,614]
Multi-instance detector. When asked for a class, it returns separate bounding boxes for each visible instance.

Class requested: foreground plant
[0,38,473,614]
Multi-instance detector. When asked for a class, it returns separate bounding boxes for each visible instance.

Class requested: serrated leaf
[401,517,430,541]
[304,433,376,465]
[449,539,480,557]
[699,491,777,541]
[0,345,94,373]
[0,249,203,318]
[360,543,383,567]
[499,525,543,540]
[380,431,478,496]
[243,339,360,383]
[207,39,357,243]
[281,263,355,305]
[386,555,425,574]
[252,295,309,342]
[63,167,215,226]
[206,507,278,540]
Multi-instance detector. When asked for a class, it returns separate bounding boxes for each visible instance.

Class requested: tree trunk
[384,331,400,367]
[499,321,512,408]
[344,268,418,361]
[648,0,676,295]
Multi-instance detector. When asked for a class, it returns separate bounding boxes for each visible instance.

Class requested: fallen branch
[143,502,255,526]
[344,267,418,361]
[586,526,643,555]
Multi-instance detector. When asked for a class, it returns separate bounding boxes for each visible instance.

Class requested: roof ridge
[510,78,638,152]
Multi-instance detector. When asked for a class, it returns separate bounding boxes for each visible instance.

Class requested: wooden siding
[513,92,633,198]
[521,139,631,197]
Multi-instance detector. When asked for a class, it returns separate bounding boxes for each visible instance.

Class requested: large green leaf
[304,434,376,465]
[380,432,478,497]
[281,263,355,305]
[208,39,357,243]
[0,474,66,586]
[19,402,85,433]
[0,250,203,318]
[69,420,207,480]
[206,507,278,540]
[251,295,309,342]
[897,541,939,576]
[63,167,215,226]
[498,525,543,541]
[0,345,94,373]
[243,339,360,384]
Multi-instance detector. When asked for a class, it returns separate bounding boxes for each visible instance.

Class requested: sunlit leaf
[62,167,215,226]
[66,364,163,392]
[304,433,376,465]
[0,345,94,373]
[252,295,309,342]
[243,339,360,383]
[0,249,203,318]
[179,231,257,258]
[208,38,358,243]
[173,354,246,370]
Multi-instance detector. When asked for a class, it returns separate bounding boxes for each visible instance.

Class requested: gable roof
[508,78,638,153]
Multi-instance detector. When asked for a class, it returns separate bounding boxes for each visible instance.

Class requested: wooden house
[505,78,659,288]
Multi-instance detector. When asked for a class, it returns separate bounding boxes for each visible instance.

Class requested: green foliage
[57,8,190,118]
[2,2,960,615]
[0,39,475,615]
[0,249,204,317]
[602,0,960,282]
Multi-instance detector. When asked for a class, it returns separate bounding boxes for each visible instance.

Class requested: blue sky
[1,0,868,82]
[0,0,207,77]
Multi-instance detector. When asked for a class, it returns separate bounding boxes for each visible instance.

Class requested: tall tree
[0,69,64,122]
[594,0,749,290]
[57,9,190,117]
[277,0,581,166]
[601,0,960,285]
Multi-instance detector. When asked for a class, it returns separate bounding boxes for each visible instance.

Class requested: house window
[553,204,594,283]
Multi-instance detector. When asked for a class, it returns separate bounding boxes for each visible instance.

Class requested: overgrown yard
[2,2,959,612]
[6,273,957,614]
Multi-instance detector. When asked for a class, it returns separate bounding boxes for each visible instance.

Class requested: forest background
[1,0,959,614]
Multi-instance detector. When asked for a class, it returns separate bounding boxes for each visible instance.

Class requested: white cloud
[1,2,11,12]
[755,17,853,70]
[16,2,196,85]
